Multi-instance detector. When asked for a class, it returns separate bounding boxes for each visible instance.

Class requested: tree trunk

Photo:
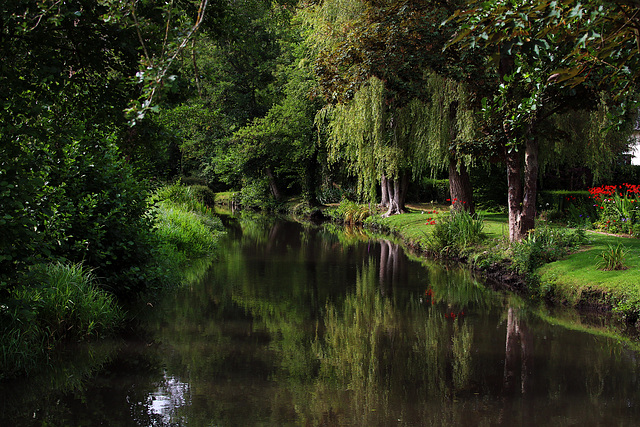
[506,136,539,242]
[265,167,281,201]
[521,136,539,236]
[304,144,320,206]
[448,158,475,214]
[380,175,390,208]
[382,173,407,217]
[506,147,524,242]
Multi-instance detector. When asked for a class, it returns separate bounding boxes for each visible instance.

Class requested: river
[2,215,640,426]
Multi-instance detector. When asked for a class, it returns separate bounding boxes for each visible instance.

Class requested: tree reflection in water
[5,218,640,426]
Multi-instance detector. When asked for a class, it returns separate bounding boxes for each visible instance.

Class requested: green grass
[366,207,441,249]
[481,213,509,239]
[153,184,225,261]
[1,262,123,378]
[539,232,640,314]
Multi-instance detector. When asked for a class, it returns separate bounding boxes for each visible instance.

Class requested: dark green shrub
[156,183,217,213]
[237,178,278,210]
[470,162,508,210]
[1,135,161,297]
[48,141,158,296]
[317,183,358,204]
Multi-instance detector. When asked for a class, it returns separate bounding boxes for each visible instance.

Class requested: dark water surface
[3,216,640,426]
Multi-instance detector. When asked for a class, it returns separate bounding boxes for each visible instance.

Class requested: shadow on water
[2,215,640,426]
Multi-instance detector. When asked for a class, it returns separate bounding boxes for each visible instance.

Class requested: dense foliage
[3,0,640,376]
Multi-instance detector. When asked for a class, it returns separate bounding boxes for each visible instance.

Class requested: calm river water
[2,215,640,426]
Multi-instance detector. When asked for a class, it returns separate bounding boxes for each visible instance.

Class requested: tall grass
[17,263,123,340]
[331,200,373,224]
[1,262,122,378]
[426,210,485,256]
[510,225,586,274]
[595,243,628,271]
[152,184,224,260]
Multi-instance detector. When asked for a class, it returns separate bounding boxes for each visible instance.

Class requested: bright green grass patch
[538,232,640,315]
[367,209,440,249]
[153,184,225,261]
[481,213,509,239]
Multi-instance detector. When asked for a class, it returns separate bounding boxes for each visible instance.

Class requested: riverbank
[0,184,225,379]
[357,203,640,325]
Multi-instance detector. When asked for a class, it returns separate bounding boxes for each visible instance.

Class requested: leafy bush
[426,210,485,256]
[1,135,163,297]
[595,243,628,271]
[156,183,216,211]
[510,225,586,274]
[237,178,278,211]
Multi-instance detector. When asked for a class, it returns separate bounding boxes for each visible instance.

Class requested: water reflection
[148,373,190,424]
[3,216,640,426]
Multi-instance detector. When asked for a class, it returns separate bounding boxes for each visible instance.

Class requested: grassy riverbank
[357,203,640,322]
[1,184,224,379]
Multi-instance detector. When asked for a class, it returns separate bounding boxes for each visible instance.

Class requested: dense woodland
[2,0,640,375]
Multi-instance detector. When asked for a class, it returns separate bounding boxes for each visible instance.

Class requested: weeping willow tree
[540,97,632,186]
[300,0,484,214]
[317,74,476,216]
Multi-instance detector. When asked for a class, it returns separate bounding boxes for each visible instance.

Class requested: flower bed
[589,183,640,235]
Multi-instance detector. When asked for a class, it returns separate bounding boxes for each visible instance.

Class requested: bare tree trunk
[399,171,409,209]
[383,174,407,217]
[449,158,475,214]
[380,175,390,208]
[506,147,524,242]
[265,167,281,201]
[506,136,539,242]
[521,136,539,237]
